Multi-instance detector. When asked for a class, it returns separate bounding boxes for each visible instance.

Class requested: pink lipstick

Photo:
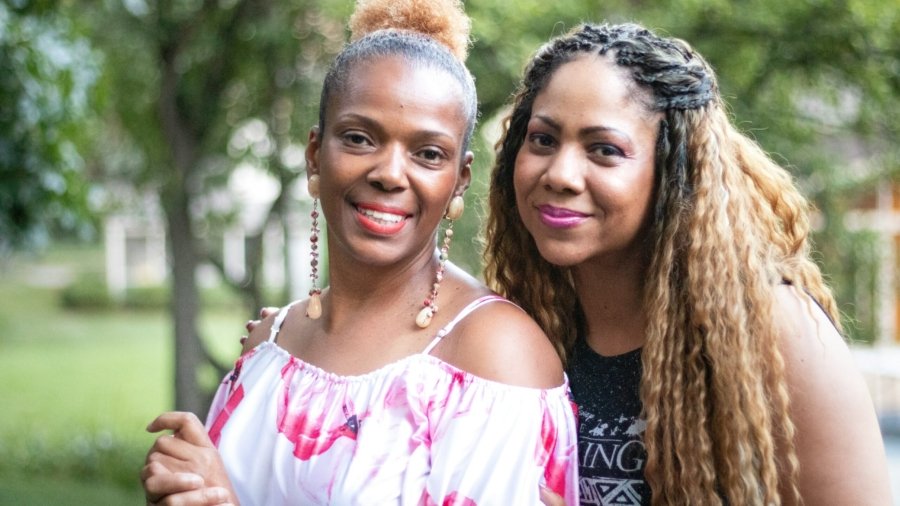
[537,204,589,229]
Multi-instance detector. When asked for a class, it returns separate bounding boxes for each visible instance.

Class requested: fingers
[142,461,204,502]
[242,307,279,345]
[245,307,278,332]
[152,486,232,506]
[145,449,183,470]
[143,415,233,506]
[150,432,215,462]
[147,412,214,448]
[539,485,567,506]
[142,461,234,506]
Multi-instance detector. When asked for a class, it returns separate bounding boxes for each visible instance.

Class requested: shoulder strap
[421,295,514,355]
[783,279,841,333]
[268,300,302,343]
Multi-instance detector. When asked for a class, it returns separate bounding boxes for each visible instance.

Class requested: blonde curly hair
[484,23,840,505]
[319,0,477,150]
[349,0,470,61]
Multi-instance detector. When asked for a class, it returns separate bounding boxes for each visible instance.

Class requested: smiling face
[306,54,472,268]
[513,54,662,270]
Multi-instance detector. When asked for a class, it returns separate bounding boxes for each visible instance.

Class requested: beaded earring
[415,194,465,328]
[306,174,322,319]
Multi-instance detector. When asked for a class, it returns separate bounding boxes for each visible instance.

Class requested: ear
[305,126,321,176]
[456,151,474,195]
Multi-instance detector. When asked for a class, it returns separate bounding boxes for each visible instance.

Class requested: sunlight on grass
[0,283,170,439]
[0,244,252,503]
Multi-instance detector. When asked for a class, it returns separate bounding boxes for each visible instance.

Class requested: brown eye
[420,148,443,161]
[592,143,623,157]
[527,133,556,151]
[344,133,369,145]
[415,147,449,167]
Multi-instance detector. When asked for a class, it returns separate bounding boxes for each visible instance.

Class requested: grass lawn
[0,243,250,504]
[0,474,146,504]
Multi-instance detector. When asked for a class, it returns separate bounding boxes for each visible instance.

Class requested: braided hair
[484,22,839,505]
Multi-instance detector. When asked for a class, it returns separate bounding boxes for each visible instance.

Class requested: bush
[60,275,265,313]
[0,430,147,491]
[59,274,170,312]
[59,273,113,310]
[124,285,169,310]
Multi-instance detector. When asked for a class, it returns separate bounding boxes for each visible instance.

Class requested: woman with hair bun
[486,22,891,505]
[139,1,578,505]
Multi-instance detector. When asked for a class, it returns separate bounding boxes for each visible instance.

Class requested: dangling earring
[416,194,464,328]
[306,174,322,319]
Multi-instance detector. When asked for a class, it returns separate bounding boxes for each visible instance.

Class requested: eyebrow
[333,112,382,131]
[335,112,458,144]
[532,114,629,139]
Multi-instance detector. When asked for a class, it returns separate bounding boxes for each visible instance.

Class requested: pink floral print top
[206,296,579,506]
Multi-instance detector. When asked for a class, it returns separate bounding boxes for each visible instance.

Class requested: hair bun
[349,0,471,61]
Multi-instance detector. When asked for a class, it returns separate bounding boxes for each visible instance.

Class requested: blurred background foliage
[0,0,897,502]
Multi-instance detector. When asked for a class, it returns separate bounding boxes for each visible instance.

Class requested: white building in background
[103,193,167,300]
[103,162,315,302]
[845,180,900,346]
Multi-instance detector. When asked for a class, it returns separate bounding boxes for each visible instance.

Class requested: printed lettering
[616,439,646,472]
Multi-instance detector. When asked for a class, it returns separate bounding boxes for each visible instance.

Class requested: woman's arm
[141,307,284,506]
[142,412,239,506]
[774,284,891,505]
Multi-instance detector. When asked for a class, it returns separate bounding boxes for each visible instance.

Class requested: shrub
[123,285,169,310]
[59,273,113,310]
[0,430,146,491]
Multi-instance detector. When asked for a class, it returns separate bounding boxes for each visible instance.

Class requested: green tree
[0,1,100,252]
[28,0,892,415]
[79,0,349,414]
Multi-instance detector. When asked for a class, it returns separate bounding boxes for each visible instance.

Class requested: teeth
[359,207,404,224]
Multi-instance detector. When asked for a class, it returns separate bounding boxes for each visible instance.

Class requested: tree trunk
[164,190,206,414]
[158,45,206,415]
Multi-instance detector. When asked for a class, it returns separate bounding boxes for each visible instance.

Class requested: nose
[367,143,408,192]
[542,145,585,194]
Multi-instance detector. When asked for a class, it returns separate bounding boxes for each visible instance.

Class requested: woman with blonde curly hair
[139,1,579,505]
[486,22,892,505]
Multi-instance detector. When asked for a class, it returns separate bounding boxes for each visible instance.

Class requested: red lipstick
[354,203,409,235]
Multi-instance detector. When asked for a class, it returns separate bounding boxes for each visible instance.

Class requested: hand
[140,463,233,506]
[240,307,279,345]
[142,411,238,505]
[539,485,567,506]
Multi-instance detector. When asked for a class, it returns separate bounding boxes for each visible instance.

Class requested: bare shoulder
[772,283,868,415]
[772,283,851,370]
[772,284,891,503]
[433,298,565,389]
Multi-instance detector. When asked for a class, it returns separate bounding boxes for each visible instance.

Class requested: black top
[567,337,650,506]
